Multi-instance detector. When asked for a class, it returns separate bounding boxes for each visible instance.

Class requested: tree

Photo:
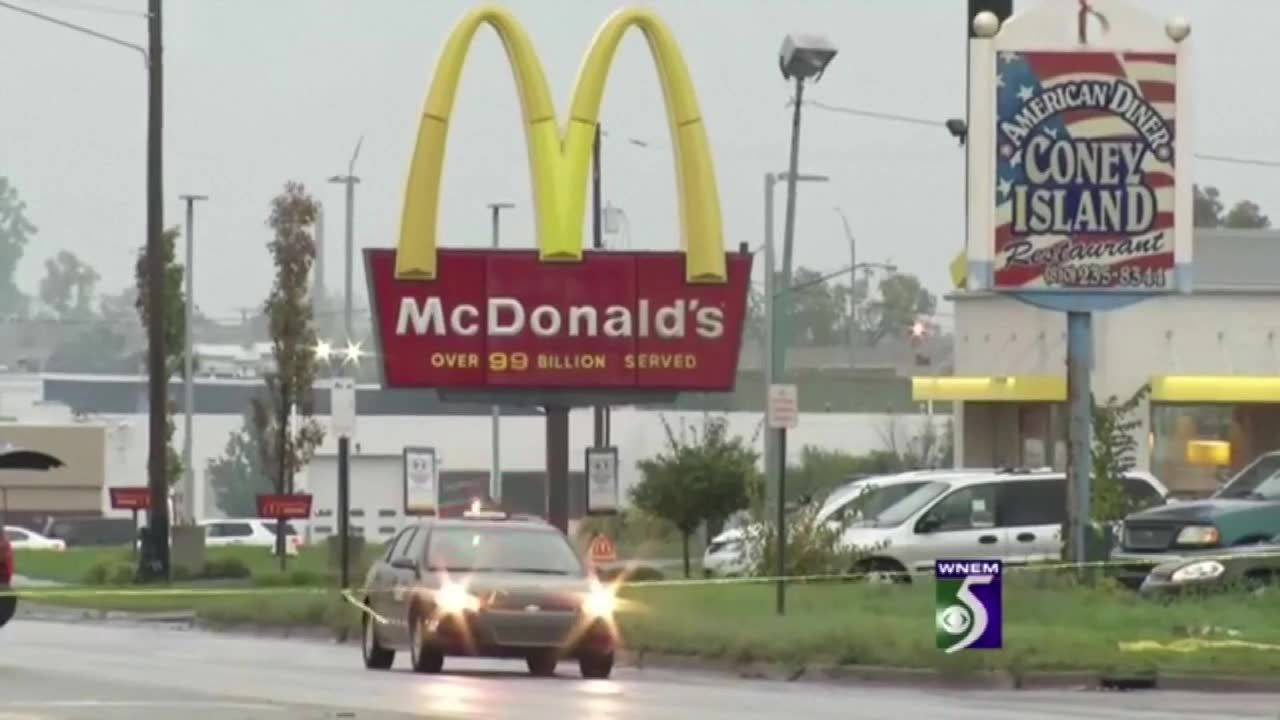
[39,250,100,320]
[786,267,849,346]
[253,182,325,562]
[134,227,187,490]
[1194,184,1271,229]
[631,415,759,577]
[864,272,936,346]
[0,177,37,317]
[785,446,903,505]
[1091,383,1153,522]
[45,325,135,373]
[208,406,272,517]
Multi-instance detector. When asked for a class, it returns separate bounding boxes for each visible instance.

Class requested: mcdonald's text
[367,248,751,391]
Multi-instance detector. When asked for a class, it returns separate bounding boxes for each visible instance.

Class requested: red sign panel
[587,534,617,563]
[256,494,314,520]
[366,249,752,391]
[109,487,151,511]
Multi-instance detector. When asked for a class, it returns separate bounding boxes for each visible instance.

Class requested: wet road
[2,618,1279,719]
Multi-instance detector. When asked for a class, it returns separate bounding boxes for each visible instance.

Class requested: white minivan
[702,469,1002,577]
[841,469,1168,580]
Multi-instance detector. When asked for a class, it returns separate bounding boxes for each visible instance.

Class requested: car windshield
[867,481,951,527]
[816,481,928,525]
[1216,454,1280,500]
[427,526,584,576]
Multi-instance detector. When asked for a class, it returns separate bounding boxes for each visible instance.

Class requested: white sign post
[767,384,799,430]
[404,447,440,516]
[331,378,357,439]
[585,447,619,515]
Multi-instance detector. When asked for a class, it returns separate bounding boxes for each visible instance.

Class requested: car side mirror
[391,557,417,573]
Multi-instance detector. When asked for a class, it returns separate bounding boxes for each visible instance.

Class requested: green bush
[256,569,327,587]
[202,557,251,580]
[108,564,135,586]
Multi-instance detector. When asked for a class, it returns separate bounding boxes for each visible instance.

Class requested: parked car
[838,468,1169,581]
[1138,535,1280,597]
[4,526,66,551]
[200,518,302,554]
[702,468,1022,577]
[359,508,618,678]
[1112,451,1280,589]
[0,532,14,629]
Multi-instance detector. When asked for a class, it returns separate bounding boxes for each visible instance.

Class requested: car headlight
[1169,560,1226,584]
[1175,525,1220,546]
[435,583,480,614]
[582,586,616,618]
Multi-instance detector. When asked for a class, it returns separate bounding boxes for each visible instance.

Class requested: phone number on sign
[1042,264,1167,289]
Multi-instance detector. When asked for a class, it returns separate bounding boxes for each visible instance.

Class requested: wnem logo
[935,560,1003,653]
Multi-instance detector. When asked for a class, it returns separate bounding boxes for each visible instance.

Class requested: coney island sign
[366,6,750,392]
[972,0,1192,296]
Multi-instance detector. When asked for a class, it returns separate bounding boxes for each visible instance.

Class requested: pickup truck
[0,532,14,628]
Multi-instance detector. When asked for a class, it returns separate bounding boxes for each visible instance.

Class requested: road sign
[585,446,619,515]
[587,534,617,564]
[403,446,439,516]
[109,487,151,511]
[331,378,356,438]
[767,384,798,429]
[256,494,313,520]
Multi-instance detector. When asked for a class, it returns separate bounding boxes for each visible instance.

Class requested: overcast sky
[1,0,1276,325]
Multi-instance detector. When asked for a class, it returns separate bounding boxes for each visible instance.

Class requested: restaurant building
[915,229,1280,497]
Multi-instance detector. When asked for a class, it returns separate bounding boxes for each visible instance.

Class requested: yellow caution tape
[1119,638,1280,653]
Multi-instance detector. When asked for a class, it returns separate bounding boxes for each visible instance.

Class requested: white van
[842,469,1168,580]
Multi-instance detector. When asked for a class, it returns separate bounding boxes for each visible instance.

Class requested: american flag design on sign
[993,50,1176,291]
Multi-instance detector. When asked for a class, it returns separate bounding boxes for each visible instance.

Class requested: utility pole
[328,137,363,344]
[315,204,326,335]
[142,0,169,580]
[179,193,207,525]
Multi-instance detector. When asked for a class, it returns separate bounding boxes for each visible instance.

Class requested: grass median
[14,562,1280,677]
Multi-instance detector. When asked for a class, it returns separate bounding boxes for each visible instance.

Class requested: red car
[0,532,14,628]
[0,445,65,630]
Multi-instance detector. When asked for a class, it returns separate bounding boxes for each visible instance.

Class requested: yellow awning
[949,252,966,289]
[1151,376,1280,403]
[912,375,1066,402]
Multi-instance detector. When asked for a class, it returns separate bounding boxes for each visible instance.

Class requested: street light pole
[774,31,837,616]
[179,193,207,525]
[329,137,363,346]
[762,171,827,542]
[487,201,515,504]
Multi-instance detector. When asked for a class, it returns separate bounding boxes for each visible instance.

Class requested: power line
[13,0,145,18]
[804,99,1280,169]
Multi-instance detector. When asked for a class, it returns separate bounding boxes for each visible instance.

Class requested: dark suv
[1112,451,1280,588]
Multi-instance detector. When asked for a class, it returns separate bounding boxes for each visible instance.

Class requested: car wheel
[526,649,558,677]
[579,651,614,679]
[408,610,444,674]
[852,559,911,584]
[0,594,15,629]
[361,610,395,670]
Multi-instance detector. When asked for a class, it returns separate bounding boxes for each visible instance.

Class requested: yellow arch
[395,5,726,284]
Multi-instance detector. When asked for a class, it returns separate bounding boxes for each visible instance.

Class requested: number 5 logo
[940,574,993,654]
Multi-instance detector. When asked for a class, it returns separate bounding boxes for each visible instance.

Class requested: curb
[18,610,1280,694]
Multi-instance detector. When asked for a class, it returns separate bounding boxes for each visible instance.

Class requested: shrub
[202,557,251,580]
[741,502,879,577]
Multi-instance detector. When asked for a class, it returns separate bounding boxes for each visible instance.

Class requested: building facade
[916,229,1280,497]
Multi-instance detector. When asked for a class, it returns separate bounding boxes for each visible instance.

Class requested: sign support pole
[337,434,350,589]
[546,405,570,534]
[1067,310,1093,578]
[775,427,787,615]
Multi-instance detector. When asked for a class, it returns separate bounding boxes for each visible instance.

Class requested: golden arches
[395,6,726,284]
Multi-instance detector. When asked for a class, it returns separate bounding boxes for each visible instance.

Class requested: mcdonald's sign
[367,6,751,392]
